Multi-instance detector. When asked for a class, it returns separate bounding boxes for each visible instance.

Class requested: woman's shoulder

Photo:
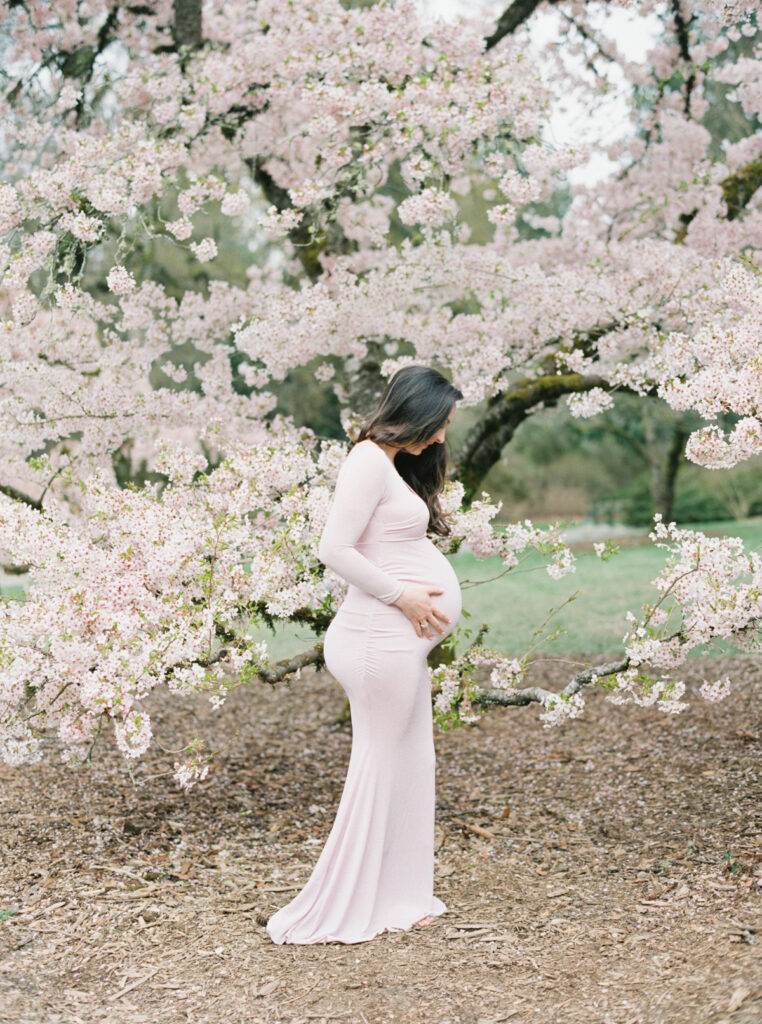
[342,438,394,481]
[348,438,392,465]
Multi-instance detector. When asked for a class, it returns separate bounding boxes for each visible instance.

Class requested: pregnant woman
[265,364,464,945]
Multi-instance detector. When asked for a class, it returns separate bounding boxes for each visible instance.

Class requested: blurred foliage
[270,364,344,438]
[480,394,761,525]
[700,25,762,161]
[603,475,729,527]
[595,462,762,527]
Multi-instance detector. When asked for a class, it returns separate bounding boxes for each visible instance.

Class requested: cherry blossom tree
[0,0,760,785]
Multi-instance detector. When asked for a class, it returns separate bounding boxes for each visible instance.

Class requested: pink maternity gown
[266,438,462,945]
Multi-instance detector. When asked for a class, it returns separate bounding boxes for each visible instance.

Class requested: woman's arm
[317,443,404,604]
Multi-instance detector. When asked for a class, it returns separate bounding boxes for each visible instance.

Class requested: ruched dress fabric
[266,439,462,945]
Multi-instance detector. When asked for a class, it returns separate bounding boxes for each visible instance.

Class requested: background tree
[0,0,760,780]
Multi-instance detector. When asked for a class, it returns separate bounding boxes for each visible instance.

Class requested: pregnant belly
[349,538,462,636]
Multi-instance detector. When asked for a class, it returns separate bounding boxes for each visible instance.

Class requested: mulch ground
[1,652,760,1024]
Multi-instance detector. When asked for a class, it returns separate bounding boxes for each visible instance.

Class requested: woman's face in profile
[402,404,457,457]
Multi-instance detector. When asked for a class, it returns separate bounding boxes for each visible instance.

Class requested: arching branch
[459,148,762,496]
[451,372,608,501]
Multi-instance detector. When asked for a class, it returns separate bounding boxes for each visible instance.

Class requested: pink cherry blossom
[106,266,136,295]
[1,0,760,766]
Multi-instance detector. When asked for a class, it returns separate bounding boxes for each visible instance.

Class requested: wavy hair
[352,364,462,536]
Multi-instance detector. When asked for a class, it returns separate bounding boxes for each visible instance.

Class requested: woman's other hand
[392,585,450,638]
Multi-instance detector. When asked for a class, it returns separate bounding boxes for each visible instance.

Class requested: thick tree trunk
[676,154,762,240]
[248,157,355,282]
[173,0,203,50]
[645,421,687,523]
[343,339,388,425]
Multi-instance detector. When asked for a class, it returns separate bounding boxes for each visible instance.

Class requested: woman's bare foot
[414,914,436,927]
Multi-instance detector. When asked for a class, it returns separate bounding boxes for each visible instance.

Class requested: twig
[279,976,322,1006]
[88,864,157,886]
[108,967,161,1001]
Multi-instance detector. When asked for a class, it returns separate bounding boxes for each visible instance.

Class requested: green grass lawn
[3,517,760,663]
[453,516,762,656]
[451,545,655,656]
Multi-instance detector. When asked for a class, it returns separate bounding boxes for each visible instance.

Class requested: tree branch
[558,11,618,75]
[0,483,42,511]
[720,154,762,222]
[247,157,355,282]
[485,0,554,49]
[162,642,324,691]
[258,644,324,685]
[452,372,609,501]
[473,657,629,707]
[670,0,696,118]
[675,154,762,241]
[1,562,30,576]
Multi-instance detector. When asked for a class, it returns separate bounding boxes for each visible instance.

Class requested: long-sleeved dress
[265,439,462,945]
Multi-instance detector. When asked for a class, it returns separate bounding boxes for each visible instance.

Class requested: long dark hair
[352,364,463,536]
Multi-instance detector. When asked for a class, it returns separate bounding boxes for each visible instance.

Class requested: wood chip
[2,651,759,1024]
[727,985,750,1013]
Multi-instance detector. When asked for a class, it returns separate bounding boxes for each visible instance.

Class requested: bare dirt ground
[1,653,760,1024]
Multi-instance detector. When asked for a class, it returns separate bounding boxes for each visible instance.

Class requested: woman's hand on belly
[391,584,451,639]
